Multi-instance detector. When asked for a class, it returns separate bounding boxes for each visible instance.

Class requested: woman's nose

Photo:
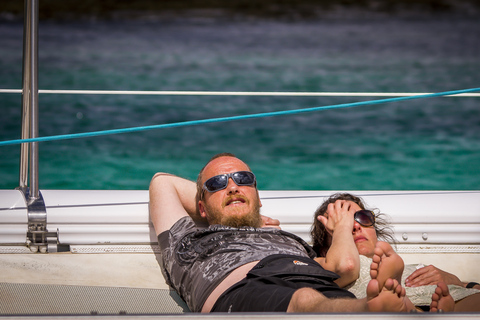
[352,220,362,232]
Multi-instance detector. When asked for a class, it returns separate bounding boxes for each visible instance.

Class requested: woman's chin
[357,246,375,258]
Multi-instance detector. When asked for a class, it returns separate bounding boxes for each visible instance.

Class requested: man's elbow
[150,172,171,190]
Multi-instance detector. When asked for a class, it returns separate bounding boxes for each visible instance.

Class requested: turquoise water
[1,15,479,190]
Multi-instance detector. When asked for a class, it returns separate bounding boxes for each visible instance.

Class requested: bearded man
[149,153,411,313]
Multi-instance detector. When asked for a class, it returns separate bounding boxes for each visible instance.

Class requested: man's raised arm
[149,173,206,236]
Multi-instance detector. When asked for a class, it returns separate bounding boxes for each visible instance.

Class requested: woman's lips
[354,236,367,243]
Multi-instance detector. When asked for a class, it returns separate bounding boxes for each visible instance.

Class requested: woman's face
[349,201,378,258]
[323,200,378,258]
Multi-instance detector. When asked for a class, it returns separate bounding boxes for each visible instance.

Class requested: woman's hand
[317,200,356,235]
[405,265,463,287]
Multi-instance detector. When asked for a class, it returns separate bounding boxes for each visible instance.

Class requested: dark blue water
[1,15,479,190]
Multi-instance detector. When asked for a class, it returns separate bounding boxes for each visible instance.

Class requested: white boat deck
[1,189,479,317]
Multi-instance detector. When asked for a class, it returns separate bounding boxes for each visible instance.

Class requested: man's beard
[204,200,262,228]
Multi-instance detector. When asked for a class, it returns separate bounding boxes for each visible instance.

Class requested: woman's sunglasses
[354,210,376,227]
[203,171,256,193]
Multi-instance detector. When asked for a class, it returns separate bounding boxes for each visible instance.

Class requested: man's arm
[149,172,206,236]
[314,200,360,287]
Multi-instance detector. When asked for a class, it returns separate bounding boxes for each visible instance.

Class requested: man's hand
[405,265,463,287]
[260,215,281,229]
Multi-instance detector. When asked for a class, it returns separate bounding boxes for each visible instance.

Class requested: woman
[311,193,480,312]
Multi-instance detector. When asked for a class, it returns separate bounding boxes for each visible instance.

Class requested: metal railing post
[28,0,40,202]
[19,0,32,190]
[19,0,40,202]
[18,0,55,253]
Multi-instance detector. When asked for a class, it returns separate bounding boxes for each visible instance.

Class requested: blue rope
[1,87,479,147]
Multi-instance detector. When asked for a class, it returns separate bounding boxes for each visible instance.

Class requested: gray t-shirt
[158,216,316,312]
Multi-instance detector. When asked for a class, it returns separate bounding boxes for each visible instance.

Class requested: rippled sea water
[1,14,479,190]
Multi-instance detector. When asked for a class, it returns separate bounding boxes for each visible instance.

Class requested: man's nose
[226,178,239,194]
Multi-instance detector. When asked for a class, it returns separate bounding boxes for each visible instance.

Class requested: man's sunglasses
[203,171,256,193]
[354,210,376,227]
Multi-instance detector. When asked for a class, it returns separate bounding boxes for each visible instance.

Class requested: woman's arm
[314,200,360,287]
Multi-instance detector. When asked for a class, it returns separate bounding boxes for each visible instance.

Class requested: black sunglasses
[354,210,376,227]
[203,171,256,193]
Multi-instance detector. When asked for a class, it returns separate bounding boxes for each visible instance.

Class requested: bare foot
[366,278,409,312]
[430,282,455,312]
[370,241,404,290]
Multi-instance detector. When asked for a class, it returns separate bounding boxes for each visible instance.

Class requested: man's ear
[198,201,207,219]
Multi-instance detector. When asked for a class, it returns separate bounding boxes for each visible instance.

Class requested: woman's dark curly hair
[310,193,397,257]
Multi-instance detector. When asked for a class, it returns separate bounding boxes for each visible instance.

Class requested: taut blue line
[1,87,479,147]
